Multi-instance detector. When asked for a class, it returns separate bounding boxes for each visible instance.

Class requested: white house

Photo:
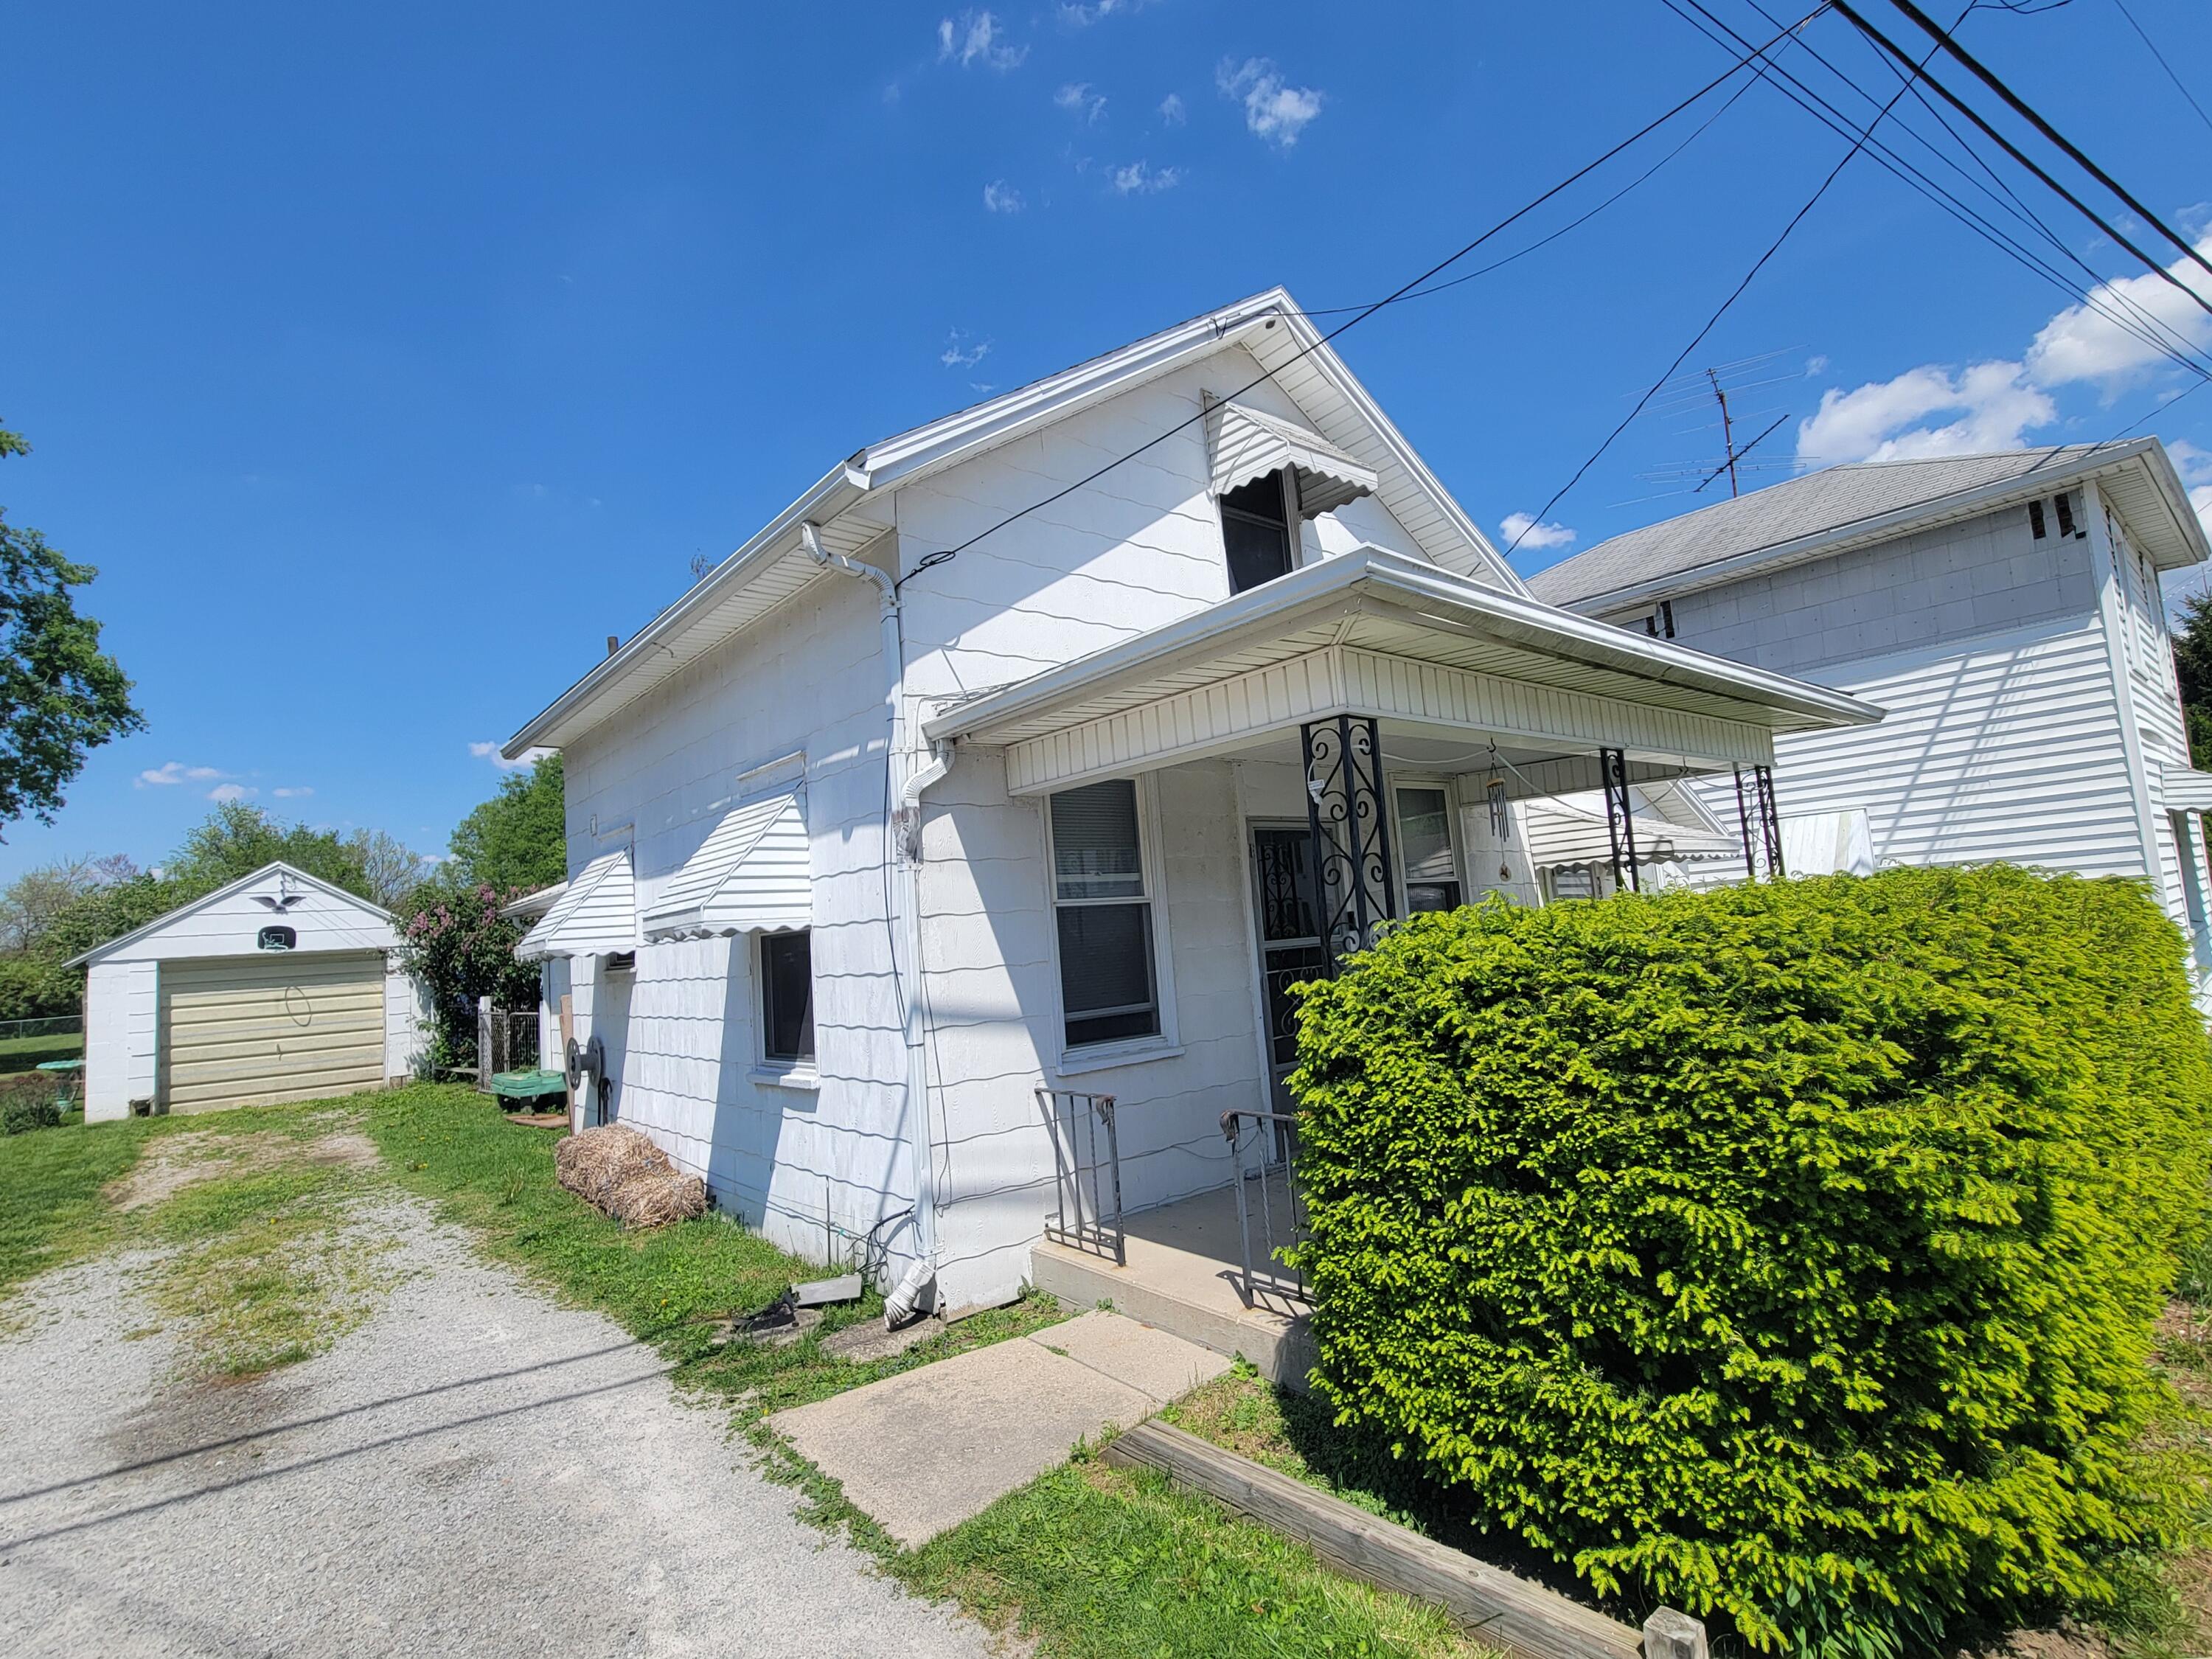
[1525,442,2212,941]
[72,862,427,1121]
[499,290,1879,1339]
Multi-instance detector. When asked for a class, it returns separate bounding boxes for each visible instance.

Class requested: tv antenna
[1632,349,1802,502]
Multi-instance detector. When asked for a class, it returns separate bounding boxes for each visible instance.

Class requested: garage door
[160,951,387,1113]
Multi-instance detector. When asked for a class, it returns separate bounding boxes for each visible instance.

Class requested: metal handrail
[1220,1107,1309,1308]
[1038,1087,1125,1265]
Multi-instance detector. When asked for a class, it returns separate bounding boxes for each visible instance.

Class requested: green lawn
[0,1084,1503,1658]
[0,1029,84,1075]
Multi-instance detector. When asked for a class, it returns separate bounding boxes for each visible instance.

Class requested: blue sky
[3,0,2209,881]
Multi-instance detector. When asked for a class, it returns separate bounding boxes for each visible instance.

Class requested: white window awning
[2164,765,2212,812]
[641,788,810,941]
[515,849,638,961]
[1520,794,1742,870]
[1206,397,1379,521]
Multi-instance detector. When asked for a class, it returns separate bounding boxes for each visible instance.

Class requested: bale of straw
[554,1124,707,1228]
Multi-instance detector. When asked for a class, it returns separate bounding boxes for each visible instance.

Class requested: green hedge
[1287,866,2212,1651]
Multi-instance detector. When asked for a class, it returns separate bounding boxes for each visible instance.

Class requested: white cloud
[136,761,226,788]
[2193,484,2212,546]
[1055,82,1106,122]
[1805,354,1829,375]
[470,741,550,772]
[1217,58,1324,147]
[939,329,992,368]
[1795,233,2212,467]
[2168,439,2212,483]
[206,783,257,803]
[937,11,1026,70]
[981,179,1025,214]
[1795,361,2057,465]
[271,786,313,799]
[1111,160,1181,195]
[1158,92,1186,126]
[1060,0,1138,23]
[1501,512,1576,551]
[2025,234,2212,389]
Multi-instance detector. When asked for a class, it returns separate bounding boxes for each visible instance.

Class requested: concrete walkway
[769,1310,1230,1548]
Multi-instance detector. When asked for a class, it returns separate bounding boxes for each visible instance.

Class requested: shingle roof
[1525,443,2152,608]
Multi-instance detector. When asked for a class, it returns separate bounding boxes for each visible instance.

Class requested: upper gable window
[1220,469,1296,594]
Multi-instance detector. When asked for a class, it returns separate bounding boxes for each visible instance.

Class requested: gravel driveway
[0,1197,995,1658]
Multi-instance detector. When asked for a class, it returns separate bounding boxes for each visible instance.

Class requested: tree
[447,753,565,894]
[0,428,144,834]
[166,800,381,898]
[0,853,139,952]
[347,828,428,910]
[2172,587,2212,768]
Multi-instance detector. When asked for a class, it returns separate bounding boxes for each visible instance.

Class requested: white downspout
[801,522,945,1299]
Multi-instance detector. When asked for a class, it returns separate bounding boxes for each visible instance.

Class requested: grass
[0,1030,84,1074]
[0,1106,154,1299]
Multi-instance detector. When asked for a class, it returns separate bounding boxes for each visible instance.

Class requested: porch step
[1031,1234,1316,1390]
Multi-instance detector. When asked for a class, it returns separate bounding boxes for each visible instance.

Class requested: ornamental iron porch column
[1301,715,1397,971]
[1599,746,1639,894]
[1733,764,1787,880]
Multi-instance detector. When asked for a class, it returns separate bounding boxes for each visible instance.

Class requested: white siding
[385,960,428,1083]
[2110,502,2200,925]
[91,870,400,964]
[1682,618,2138,876]
[559,563,919,1276]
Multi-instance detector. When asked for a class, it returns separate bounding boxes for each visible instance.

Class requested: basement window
[1220,468,1296,594]
[760,931,815,1064]
[2029,500,2048,539]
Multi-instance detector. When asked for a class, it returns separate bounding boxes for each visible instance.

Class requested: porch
[917,543,1879,1324]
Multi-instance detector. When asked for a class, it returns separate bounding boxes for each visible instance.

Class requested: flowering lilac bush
[396,882,543,1075]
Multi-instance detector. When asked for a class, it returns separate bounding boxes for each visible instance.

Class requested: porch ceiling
[925,546,1881,796]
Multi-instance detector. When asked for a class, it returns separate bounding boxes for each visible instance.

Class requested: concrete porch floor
[1029,1178,1315,1388]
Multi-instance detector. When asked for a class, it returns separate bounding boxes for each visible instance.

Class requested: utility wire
[1733,0,2211,370]
[1504,10,1948,558]
[893,4,1834,590]
[1676,0,2212,379]
[1832,1,2212,320]
[1879,0,2212,277]
[1299,74,1764,318]
[2108,0,2212,142]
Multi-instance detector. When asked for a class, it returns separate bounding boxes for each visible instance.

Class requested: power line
[1504,9,1950,558]
[1675,0,2212,380]
[893,4,1834,589]
[1832,1,2212,321]
[1879,0,2212,279]
[2108,0,2212,141]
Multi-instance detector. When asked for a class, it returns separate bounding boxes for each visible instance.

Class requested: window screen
[1395,787,1462,914]
[760,930,815,1063]
[1220,470,1294,594]
[1048,779,1161,1048]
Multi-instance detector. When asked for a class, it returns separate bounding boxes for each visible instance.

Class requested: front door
[1250,824,1328,1111]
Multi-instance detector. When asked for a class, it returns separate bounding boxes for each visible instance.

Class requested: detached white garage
[70,862,428,1122]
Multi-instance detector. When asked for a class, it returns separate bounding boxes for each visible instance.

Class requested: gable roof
[1527,439,2209,614]
[66,862,395,970]
[504,288,1517,757]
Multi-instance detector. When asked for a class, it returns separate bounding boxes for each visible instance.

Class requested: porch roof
[923,546,1882,796]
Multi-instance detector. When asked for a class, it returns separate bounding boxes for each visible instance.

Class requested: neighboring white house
[1525,442,2212,945]
[499,289,1879,1321]
[71,861,427,1121]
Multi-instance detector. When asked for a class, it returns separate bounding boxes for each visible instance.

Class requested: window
[2054,490,2076,538]
[1643,599,1676,639]
[760,931,815,1064]
[1220,469,1295,594]
[1394,786,1462,914]
[2028,499,2047,540]
[1048,779,1161,1048]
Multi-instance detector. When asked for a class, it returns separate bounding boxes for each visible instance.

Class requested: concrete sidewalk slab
[771,1336,1153,1548]
[1027,1310,1231,1402]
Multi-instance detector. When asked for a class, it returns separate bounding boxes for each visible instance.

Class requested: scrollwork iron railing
[1300,714,1397,969]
